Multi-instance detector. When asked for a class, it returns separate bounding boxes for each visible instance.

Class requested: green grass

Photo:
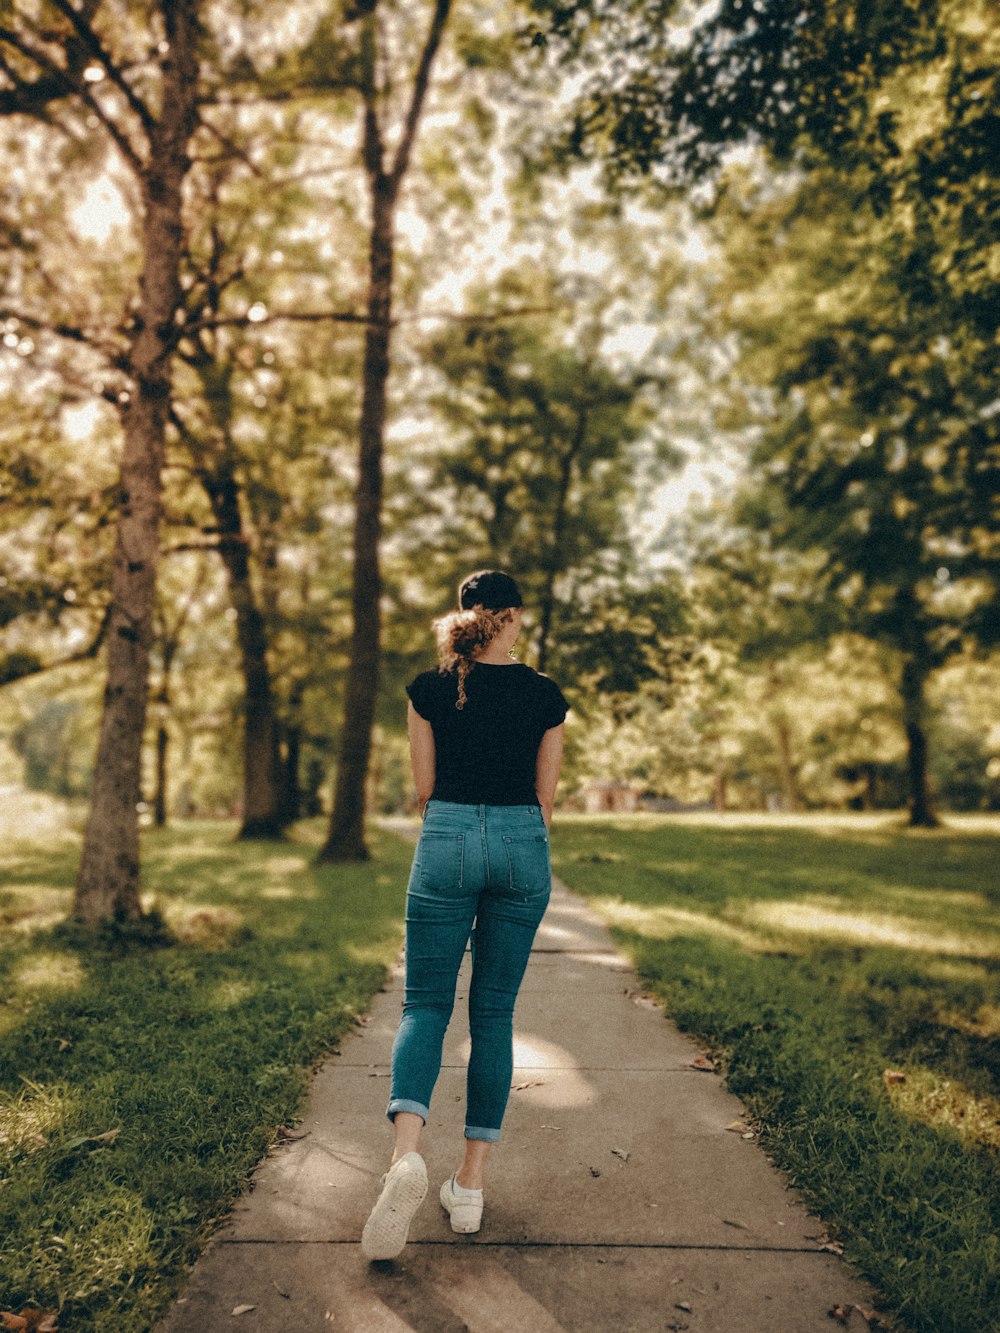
[0,813,409,1332]
[551,812,1000,1333]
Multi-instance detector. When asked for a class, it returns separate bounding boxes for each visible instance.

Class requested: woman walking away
[361,569,569,1261]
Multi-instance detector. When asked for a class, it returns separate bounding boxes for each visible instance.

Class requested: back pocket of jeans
[501,833,550,900]
[417,831,464,892]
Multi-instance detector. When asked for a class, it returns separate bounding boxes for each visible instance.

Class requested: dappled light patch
[742,899,999,957]
[205,977,258,1009]
[259,884,313,900]
[345,938,404,967]
[938,1002,1000,1039]
[263,854,309,879]
[0,887,71,936]
[878,885,990,912]
[592,896,772,952]
[0,790,86,848]
[0,1080,69,1165]
[163,903,253,949]
[144,837,232,865]
[12,951,84,992]
[885,1066,1000,1151]
[919,958,990,984]
[456,1032,596,1107]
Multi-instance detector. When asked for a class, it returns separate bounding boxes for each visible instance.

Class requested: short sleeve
[405,672,437,721]
[538,675,569,730]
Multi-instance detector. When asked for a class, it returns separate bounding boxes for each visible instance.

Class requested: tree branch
[1,605,110,687]
[388,0,452,193]
[0,23,145,174]
[0,305,129,370]
[46,0,156,141]
[178,301,559,338]
[181,308,374,335]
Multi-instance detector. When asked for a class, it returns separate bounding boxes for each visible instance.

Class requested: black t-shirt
[406,661,570,805]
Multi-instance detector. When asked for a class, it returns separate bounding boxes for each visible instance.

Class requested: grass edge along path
[0,818,410,1332]
[551,813,1000,1333]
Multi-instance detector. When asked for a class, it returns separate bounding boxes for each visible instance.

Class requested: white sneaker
[440,1173,484,1234]
[361,1152,428,1260]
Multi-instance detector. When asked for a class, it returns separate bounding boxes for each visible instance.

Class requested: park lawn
[551,812,1000,1333]
[0,806,409,1332]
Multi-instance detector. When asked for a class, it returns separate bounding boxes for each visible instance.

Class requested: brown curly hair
[432,604,516,709]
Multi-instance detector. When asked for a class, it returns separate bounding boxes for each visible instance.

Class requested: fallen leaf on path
[367,1071,390,1077]
[272,1280,291,1299]
[512,1080,544,1091]
[675,1301,693,1312]
[540,1124,563,1130]
[820,1239,845,1255]
[0,1313,59,1332]
[724,1120,746,1133]
[611,1147,630,1163]
[231,1305,256,1316]
[826,1302,884,1326]
[589,1167,601,1177]
[688,1055,715,1071]
[883,1069,906,1085]
[722,1218,749,1230]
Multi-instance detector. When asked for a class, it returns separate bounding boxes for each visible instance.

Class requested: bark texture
[199,453,283,838]
[320,0,452,861]
[74,3,200,921]
[537,410,586,676]
[901,651,939,828]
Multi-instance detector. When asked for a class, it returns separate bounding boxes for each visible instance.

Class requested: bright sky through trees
[62,149,737,567]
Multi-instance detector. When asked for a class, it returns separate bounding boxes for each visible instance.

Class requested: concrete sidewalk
[156,822,882,1332]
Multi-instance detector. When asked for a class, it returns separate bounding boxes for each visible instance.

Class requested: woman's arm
[535,723,565,832]
[407,700,436,818]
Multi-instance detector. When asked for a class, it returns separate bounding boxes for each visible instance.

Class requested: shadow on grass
[0,817,413,1333]
[552,815,1000,1333]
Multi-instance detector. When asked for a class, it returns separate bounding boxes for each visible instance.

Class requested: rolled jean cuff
[387,1097,429,1124]
[464,1124,501,1143]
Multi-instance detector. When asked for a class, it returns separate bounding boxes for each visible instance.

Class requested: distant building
[579,779,640,813]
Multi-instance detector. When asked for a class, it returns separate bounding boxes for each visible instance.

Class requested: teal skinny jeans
[387,798,551,1142]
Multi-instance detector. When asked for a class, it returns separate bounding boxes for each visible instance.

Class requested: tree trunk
[278,679,306,828]
[152,637,177,828]
[200,456,283,839]
[773,715,799,812]
[713,769,727,813]
[279,723,302,826]
[73,5,199,922]
[901,651,938,827]
[154,717,169,827]
[319,0,451,862]
[320,183,394,861]
[537,410,586,675]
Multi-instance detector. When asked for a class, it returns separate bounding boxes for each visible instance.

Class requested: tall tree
[320,0,453,862]
[530,0,999,825]
[1,1,201,920]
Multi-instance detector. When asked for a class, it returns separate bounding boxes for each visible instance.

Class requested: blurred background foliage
[0,0,997,828]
